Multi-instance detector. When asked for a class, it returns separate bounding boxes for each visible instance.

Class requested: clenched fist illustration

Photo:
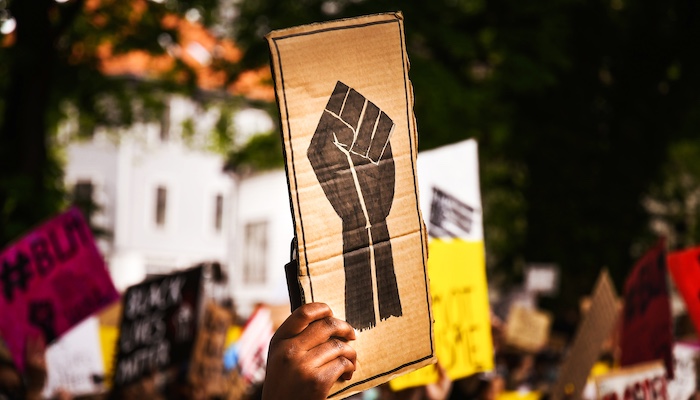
[308,81,403,330]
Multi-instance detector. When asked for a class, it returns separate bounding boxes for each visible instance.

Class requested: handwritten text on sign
[0,208,119,371]
[113,266,202,387]
[596,361,667,400]
[390,239,493,390]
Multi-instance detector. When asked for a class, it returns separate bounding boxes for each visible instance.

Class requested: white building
[63,96,280,306]
[228,170,294,317]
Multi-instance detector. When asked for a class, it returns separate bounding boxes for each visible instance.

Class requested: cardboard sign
[620,240,674,378]
[112,266,203,387]
[551,270,619,400]
[595,361,667,400]
[188,302,233,397]
[391,140,493,390]
[503,304,551,353]
[43,317,105,397]
[667,246,700,335]
[266,12,434,397]
[0,207,119,371]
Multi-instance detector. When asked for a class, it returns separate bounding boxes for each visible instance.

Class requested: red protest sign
[0,208,119,371]
[667,246,700,336]
[620,239,674,379]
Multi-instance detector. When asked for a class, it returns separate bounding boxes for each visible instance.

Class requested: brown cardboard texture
[189,302,233,397]
[504,305,552,353]
[551,270,619,400]
[266,12,434,398]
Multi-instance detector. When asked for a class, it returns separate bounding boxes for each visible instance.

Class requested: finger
[305,336,357,369]
[317,355,356,384]
[340,89,364,131]
[274,303,334,340]
[321,110,354,146]
[325,81,350,115]
[296,316,356,349]
[367,111,394,163]
[350,99,379,157]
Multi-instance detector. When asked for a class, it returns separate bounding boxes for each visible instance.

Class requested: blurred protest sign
[236,305,274,384]
[595,361,667,400]
[189,302,232,397]
[525,263,560,296]
[551,270,618,400]
[113,266,203,387]
[667,246,700,335]
[96,300,121,387]
[620,240,674,378]
[0,207,119,371]
[667,343,699,400]
[497,391,541,400]
[99,324,119,387]
[43,317,105,397]
[391,140,493,390]
[266,12,434,397]
[504,304,551,353]
[224,370,248,400]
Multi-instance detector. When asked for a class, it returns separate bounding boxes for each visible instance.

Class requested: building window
[155,186,167,226]
[160,101,170,142]
[72,180,95,223]
[214,194,224,232]
[243,221,267,284]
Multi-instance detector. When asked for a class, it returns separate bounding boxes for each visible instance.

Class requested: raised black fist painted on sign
[308,81,403,330]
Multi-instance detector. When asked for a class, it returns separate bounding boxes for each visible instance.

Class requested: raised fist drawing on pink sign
[308,81,403,330]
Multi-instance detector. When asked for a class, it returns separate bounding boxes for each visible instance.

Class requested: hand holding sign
[262,303,357,400]
[308,81,402,331]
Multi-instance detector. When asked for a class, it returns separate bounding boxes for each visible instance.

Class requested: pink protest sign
[0,207,119,371]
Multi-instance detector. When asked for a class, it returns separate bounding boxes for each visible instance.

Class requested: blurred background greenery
[1,0,699,315]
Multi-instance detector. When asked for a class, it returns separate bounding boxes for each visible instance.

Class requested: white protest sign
[667,343,699,400]
[595,361,667,400]
[43,317,105,397]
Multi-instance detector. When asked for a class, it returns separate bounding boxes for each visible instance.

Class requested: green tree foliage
[646,140,700,251]
[232,0,700,310]
[0,0,237,247]
[225,130,284,174]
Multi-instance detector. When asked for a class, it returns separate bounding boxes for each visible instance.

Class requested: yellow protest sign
[497,390,541,400]
[391,140,494,390]
[99,325,119,388]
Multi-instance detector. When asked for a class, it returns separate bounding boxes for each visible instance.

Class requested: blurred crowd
[0,306,620,400]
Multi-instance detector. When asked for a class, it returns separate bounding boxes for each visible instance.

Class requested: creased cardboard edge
[265,12,436,397]
[550,270,618,400]
[265,11,404,42]
[328,355,435,400]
